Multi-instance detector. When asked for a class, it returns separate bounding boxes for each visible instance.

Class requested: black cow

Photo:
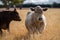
[0,8,21,36]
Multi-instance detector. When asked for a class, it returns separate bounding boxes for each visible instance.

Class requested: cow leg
[7,26,10,33]
[7,27,10,32]
[0,28,2,36]
[6,23,10,33]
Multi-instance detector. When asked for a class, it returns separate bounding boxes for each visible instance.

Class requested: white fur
[42,15,46,30]
[25,11,46,34]
[25,6,47,34]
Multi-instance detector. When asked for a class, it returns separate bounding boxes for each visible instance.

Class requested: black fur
[0,10,21,36]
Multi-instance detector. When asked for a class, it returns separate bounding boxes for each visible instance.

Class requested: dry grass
[0,8,60,40]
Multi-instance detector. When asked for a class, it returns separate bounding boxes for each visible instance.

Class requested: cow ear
[30,7,35,11]
[14,8,16,11]
[43,8,48,11]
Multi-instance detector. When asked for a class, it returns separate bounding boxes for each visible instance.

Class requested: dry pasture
[0,8,60,40]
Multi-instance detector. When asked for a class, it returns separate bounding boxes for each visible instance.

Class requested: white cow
[25,6,48,34]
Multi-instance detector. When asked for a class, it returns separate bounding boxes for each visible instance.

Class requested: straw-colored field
[0,8,60,40]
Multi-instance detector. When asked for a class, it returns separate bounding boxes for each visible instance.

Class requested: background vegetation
[0,0,60,8]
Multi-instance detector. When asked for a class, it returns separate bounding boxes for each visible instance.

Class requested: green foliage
[11,0,24,5]
[19,0,24,3]
[1,0,24,5]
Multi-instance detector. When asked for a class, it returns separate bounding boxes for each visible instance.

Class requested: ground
[0,8,60,40]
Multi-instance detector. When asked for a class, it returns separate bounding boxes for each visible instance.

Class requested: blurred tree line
[52,2,60,8]
[0,0,60,8]
[0,0,24,8]
[22,2,60,8]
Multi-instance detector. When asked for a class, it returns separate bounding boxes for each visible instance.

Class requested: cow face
[30,6,48,13]
[30,6,48,22]
[10,9,21,21]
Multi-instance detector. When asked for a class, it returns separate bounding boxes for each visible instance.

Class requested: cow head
[10,8,21,21]
[30,6,48,22]
[30,6,48,13]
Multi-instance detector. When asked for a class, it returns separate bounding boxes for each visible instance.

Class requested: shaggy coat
[25,6,48,34]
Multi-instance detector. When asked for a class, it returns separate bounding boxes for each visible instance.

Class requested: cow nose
[20,19,21,21]
[39,18,42,20]
[19,19,21,21]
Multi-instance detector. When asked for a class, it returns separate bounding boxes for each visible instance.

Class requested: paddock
[0,8,60,40]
